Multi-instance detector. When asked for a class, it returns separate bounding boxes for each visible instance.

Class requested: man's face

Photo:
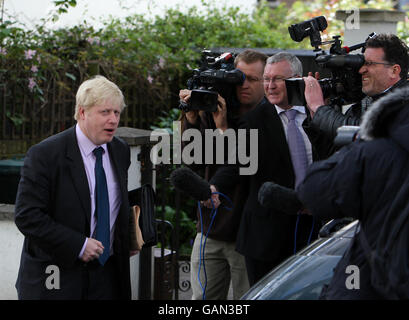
[359,47,399,97]
[263,60,294,109]
[78,99,121,145]
[235,60,265,109]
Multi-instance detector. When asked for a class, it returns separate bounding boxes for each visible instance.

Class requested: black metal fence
[152,164,193,300]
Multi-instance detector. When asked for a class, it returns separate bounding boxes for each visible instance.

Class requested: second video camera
[286,16,375,107]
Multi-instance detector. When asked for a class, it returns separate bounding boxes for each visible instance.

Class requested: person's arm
[179,89,200,128]
[208,111,250,194]
[304,76,361,139]
[14,144,86,266]
[79,238,105,262]
[310,105,361,138]
[212,95,228,132]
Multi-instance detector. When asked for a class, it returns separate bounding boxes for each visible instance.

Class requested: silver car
[242,218,358,300]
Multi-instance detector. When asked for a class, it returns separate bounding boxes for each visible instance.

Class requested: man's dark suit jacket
[210,98,332,264]
[14,126,131,299]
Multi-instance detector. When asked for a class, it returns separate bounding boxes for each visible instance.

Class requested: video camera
[286,16,376,107]
[178,50,245,113]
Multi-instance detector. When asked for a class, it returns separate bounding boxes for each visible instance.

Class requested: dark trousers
[82,255,121,300]
[245,256,280,286]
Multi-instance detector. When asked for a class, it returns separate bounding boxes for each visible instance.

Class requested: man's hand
[81,238,104,263]
[213,95,228,132]
[303,76,325,117]
[308,71,320,79]
[202,185,221,209]
[179,89,198,124]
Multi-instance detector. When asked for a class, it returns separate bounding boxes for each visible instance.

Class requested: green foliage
[150,108,181,134]
[397,11,409,43]
[52,0,77,20]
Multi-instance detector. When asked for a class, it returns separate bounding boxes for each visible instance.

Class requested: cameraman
[179,49,267,300]
[304,34,409,139]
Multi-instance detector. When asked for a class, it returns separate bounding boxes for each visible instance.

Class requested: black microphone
[258,182,303,215]
[170,167,212,201]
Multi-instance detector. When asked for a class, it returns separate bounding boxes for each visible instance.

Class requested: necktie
[93,147,110,266]
[284,109,308,188]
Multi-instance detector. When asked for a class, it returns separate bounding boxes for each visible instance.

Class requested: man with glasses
[208,52,332,285]
[304,33,409,139]
[14,76,132,300]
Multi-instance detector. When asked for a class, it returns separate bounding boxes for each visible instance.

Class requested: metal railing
[152,164,193,300]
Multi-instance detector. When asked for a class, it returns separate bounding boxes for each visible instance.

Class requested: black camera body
[179,51,245,113]
[286,16,374,107]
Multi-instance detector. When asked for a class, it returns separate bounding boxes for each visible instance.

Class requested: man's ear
[391,64,401,80]
[78,106,86,120]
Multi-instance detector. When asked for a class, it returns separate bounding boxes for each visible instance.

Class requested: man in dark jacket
[304,33,408,140]
[297,86,409,299]
[15,76,132,300]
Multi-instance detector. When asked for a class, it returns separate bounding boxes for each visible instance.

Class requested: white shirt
[76,124,121,257]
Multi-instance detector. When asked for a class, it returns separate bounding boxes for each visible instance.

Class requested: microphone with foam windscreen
[170,167,212,201]
[258,182,303,215]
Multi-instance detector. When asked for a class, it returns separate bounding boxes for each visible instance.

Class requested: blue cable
[197,191,233,300]
[294,213,316,254]
[307,217,315,245]
[199,202,217,300]
[197,201,206,297]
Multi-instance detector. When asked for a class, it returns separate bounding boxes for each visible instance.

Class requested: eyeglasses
[263,76,289,84]
[362,60,394,67]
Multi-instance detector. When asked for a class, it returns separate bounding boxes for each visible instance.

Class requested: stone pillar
[336,9,406,46]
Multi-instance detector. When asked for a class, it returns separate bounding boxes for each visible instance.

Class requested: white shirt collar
[274,105,306,115]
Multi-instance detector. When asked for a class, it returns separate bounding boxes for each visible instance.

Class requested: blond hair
[74,75,126,120]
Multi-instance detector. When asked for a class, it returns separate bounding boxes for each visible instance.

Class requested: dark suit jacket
[14,126,131,299]
[210,98,332,262]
